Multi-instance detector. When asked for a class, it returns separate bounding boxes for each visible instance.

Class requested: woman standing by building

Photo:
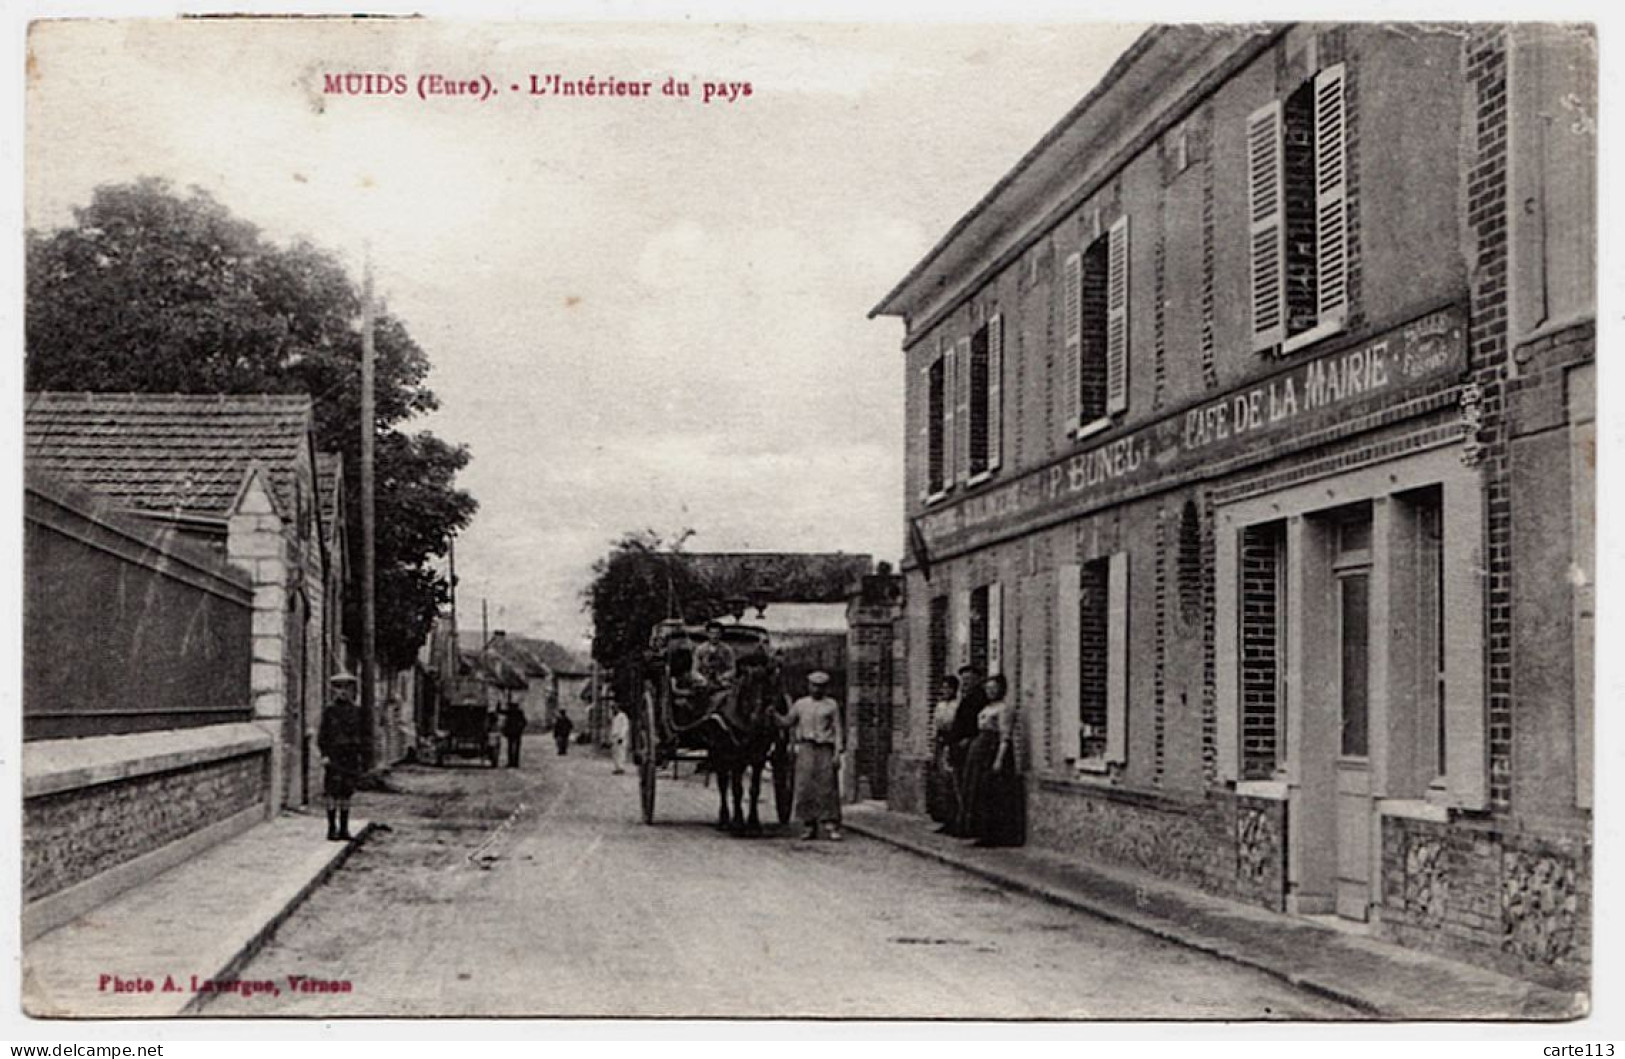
[961,674,1022,847]
[778,670,844,840]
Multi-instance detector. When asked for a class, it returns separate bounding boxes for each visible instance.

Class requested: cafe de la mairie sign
[916,305,1467,560]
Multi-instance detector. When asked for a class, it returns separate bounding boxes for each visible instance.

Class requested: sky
[22,15,1146,652]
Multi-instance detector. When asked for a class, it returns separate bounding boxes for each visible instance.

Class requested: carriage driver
[692,620,737,692]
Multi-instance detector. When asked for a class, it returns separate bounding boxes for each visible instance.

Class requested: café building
[872,23,1593,985]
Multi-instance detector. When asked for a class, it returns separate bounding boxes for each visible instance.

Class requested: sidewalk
[22,811,371,1019]
[843,802,1586,1021]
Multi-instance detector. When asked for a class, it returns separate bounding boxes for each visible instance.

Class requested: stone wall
[1028,781,1287,910]
[1380,814,1589,991]
[24,749,270,903]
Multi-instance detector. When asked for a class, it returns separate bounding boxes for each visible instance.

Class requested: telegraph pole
[360,255,378,770]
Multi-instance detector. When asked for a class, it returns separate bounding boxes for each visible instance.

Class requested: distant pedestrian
[778,670,844,840]
[961,674,1023,847]
[931,674,961,833]
[318,670,365,842]
[553,709,575,755]
[502,703,528,767]
[609,703,630,774]
[947,663,988,837]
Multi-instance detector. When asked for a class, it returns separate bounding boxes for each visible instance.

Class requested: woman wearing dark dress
[961,674,1023,847]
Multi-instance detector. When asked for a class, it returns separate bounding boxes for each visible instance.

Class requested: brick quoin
[1198,113,1219,391]
[1466,28,1514,811]
[1153,503,1168,785]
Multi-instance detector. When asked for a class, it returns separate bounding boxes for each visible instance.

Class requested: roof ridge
[28,390,314,408]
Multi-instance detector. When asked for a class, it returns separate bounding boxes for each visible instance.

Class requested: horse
[706,655,786,836]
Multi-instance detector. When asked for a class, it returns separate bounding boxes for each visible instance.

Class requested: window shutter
[918,359,933,502]
[1314,63,1349,324]
[941,338,956,491]
[1062,252,1083,436]
[1248,100,1286,351]
[987,314,1004,472]
[987,580,1004,676]
[954,587,972,670]
[1106,216,1130,415]
[1106,551,1130,764]
[1056,563,1082,766]
[955,336,972,483]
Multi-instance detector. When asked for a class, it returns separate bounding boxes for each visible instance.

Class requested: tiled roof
[24,392,314,521]
[510,636,591,677]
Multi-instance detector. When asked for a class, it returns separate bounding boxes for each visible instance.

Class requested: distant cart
[432,697,501,768]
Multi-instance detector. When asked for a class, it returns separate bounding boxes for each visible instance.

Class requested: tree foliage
[26,178,476,670]
[587,528,745,663]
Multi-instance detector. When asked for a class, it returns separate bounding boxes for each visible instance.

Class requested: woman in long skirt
[779,670,844,840]
[961,674,1023,847]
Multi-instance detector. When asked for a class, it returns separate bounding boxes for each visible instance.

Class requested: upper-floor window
[927,352,948,497]
[1063,216,1130,438]
[923,314,1003,502]
[1249,62,1348,355]
[967,315,1003,481]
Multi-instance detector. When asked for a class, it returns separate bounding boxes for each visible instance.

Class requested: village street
[205,749,1354,1020]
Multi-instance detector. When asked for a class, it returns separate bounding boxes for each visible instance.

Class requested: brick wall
[1078,558,1109,761]
[1239,522,1283,779]
[1283,79,1320,336]
[1079,238,1110,423]
[847,576,903,802]
[24,751,269,903]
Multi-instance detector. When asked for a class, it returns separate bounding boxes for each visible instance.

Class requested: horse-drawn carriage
[633,618,793,829]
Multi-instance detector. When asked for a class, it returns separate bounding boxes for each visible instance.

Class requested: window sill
[1235,779,1290,800]
[966,470,995,488]
[1074,417,1112,442]
[924,490,950,507]
[1280,314,1347,356]
[1378,798,1450,824]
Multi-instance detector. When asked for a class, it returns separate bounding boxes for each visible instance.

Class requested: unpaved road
[208,751,1355,1019]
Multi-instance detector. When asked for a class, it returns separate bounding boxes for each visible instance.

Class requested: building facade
[873,24,1593,987]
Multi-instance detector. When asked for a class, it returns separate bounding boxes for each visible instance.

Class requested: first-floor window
[1239,520,1287,779]
[1058,553,1128,768]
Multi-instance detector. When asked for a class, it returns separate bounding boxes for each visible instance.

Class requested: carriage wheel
[638,685,659,824]
[772,741,794,825]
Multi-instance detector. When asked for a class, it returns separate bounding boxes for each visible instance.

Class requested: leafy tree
[585,529,706,666]
[26,178,476,670]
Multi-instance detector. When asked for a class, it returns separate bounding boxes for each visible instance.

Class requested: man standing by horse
[779,670,845,840]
